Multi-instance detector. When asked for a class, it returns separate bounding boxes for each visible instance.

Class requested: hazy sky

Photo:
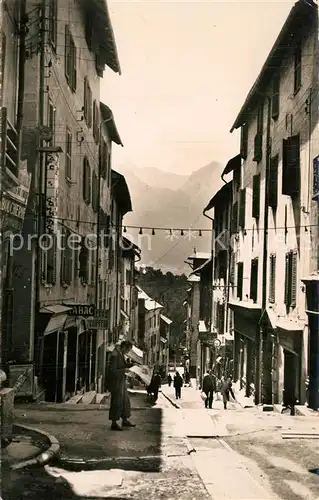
[101,0,296,175]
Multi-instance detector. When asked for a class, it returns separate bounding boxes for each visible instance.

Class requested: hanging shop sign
[313,156,319,201]
[86,309,108,330]
[45,152,59,234]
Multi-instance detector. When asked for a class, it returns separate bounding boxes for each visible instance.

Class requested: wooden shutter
[71,38,77,91]
[269,155,278,208]
[284,252,290,305]
[269,254,276,303]
[219,250,227,280]
[253,133,262,162]
[272,74,280,119]
[92,171,98,212]
[250,258,258,303]
[290,250,298,308]
[240,124,248,159]
[79,237,89,282]
[237,262,244,301]
[252,174,260,219]
[282,135,300,196]
[294,42,301,92]
[239,188,246,228]
[229,252,235,284]
[83,157,91,204]
[231,202,238,234]
[65,25,71,81]
[84,77,88,122]
[1,32,6,87]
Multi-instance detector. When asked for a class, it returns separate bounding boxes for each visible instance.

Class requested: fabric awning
[160,337,168,344]
[64,316,77,329]
[276,320,303,332]
[43,314,68,336]
[40,305,72,315]
[191,257,212,275]
[259,307,277,330]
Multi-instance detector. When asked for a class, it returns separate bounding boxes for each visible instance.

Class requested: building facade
[159,314,171,376]
[120,237,141,342]
[8,0,123,402]
[227,0,317,407]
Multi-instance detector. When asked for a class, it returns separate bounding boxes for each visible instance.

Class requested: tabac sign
[66,304,96,317]
[45,152,59,234]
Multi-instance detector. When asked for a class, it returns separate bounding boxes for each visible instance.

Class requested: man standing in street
[173,371,183,399]
[202,370,216,409]
[108,340,136,430]
[221,375,236,410]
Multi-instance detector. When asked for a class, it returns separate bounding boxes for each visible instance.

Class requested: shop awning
[160,337,168,344]
[64,316,77,329]
[40,305,72,336]
[190,257,212,276]
[228,300,261,315]
[221,154,242,177]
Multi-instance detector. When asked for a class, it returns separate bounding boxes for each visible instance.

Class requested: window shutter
[252,174,260,219]
[92,171,98,212]
[79,237,89,283]
[239,188,246,228]
[95,53,104,77]
[284,252,290,305]
[291,250,298,308]
[231,202,238,234]
[83,77,88,121]
[250,258,258,303]
[282,135,300,196]
[1,33,6,86]
[269,254,276,303]
[230,252,235,284]
[272,74,280,119]
[64,25,70,80]
[240,124,248,159]
[253,133,262,162]
[41,246,47,284]
[237,262,243,301]
[269,155,278,208]
[74,247,79,280]
[71,41,77,91]
[219,250,227,280]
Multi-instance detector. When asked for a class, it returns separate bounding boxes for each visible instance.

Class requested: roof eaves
[230,0,316,132]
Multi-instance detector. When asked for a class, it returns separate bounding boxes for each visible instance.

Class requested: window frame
[48,0,58,50]
[65,127,72,181]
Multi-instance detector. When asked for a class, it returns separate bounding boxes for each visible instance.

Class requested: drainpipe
[3,1,27,370]
[256,96,272,405]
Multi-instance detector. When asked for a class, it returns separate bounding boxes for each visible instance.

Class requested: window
[269,254,276,303]
[64,25,77,91]
[233,165,241,191]
[284,250,298,309]
[269,155,278,208]
[231,202,238,234]
[282,135,300,196]
[48,0,58,49]
[48,99,56,144]
[83,77,92,127]
[41,234,57,285]
[89,247,96,286]
[237,262,244,301]
[92,171,98,212]
[252,174,260,219]
[79,237,89,284]
[272,74,280,119]
[100,140,108,179]
[218,250,227,281]
[60,227,72,285]
[240,123,248,159]
[238,188,246,228]
[93,100,99,144]
[250,258,258,303]
[294,41,302,93]
[65,128,72,181]
[95,53,104,78]
[313,156,319,199]
[217,303,225,335]
[82,157,91,204]
[126,269,131,285]
[253,102,263,162]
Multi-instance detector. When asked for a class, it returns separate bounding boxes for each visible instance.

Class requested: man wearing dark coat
[173,371,183,399]
[202,370,217,409]
[221,375,236,410]
[108,340,136,430]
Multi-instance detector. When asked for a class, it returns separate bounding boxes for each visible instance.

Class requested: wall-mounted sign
[45,152,59,234]
[66,304,95,317]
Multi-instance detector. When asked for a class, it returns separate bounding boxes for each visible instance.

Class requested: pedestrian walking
[147,371,161,402]
[202,370,217,409]
[167,374,172,387]
[173,371,183,399]
[221,375,236,410]
[108,340,136,430]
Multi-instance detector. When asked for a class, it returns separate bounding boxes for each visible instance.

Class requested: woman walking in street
[167,373,172,387]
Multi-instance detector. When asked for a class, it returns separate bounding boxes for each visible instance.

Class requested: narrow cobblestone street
[2,387,318,499]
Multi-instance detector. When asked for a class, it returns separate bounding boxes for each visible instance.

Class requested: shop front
[302,276,319,410]
[228,301,261,398]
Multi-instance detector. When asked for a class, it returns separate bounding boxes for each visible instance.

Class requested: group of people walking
[202,371,236,409]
